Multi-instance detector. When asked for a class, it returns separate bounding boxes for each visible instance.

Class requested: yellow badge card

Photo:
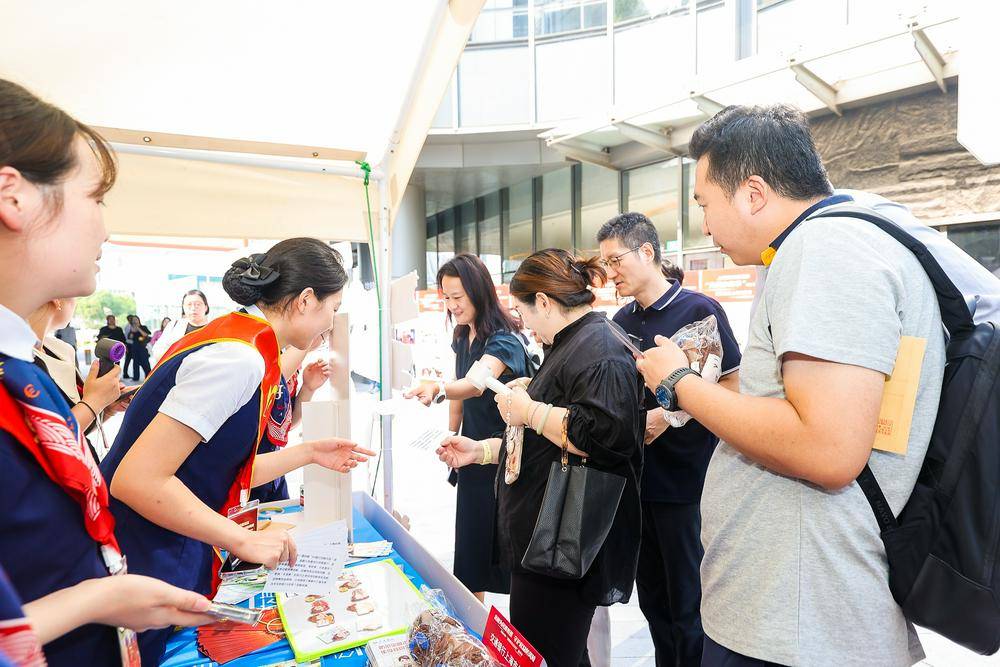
[873,335,927,454]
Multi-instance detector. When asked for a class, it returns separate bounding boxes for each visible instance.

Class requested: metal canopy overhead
[0,0,484,242]
[539,9,960,170]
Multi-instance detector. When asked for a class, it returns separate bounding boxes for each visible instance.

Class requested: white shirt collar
[0,304,39,362]
[243,304,268,321]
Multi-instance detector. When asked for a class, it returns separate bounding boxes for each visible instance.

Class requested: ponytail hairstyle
[437,253,520,343]
[223,238,348,310]
[509,248,606,309]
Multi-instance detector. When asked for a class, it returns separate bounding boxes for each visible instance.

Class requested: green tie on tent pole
[356,159,386,498]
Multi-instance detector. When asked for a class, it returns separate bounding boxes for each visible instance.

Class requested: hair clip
[232,253,281,287]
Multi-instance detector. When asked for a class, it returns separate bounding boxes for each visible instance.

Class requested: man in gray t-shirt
[635,105,948,666]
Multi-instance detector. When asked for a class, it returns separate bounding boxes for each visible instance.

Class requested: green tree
[614,0,648,22]
[76,290,137,328]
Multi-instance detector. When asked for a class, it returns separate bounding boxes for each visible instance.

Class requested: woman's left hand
[302,359,331,391]
[309,439,376,473]
[494,386,533,427]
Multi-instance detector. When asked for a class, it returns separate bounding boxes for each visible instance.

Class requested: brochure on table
[275,558,430,663]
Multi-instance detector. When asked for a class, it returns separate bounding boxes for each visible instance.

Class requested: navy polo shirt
[613,280,742,503]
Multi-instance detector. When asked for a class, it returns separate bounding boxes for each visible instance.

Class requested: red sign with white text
[483,606,543,667]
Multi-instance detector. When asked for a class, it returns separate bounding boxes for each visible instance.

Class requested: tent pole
[111,142,378,179]
[377,176,394,514]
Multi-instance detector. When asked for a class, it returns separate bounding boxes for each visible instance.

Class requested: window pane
[947,222,1000,278]
[481,193,503,279]
[426,215,438,286]
[579,163,619,256]
[437,208,456,269]
[540,169,573,251]
[682,158,712,249]
[583,2,607,28]
[504,180,533,278]
[624,160,679,254]
[459,201,477,254]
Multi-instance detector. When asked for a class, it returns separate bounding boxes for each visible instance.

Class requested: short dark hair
[437,253,520,343]
[688,104,833,201]
[596,212,661,263]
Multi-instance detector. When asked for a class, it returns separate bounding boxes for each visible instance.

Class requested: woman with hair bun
[436,249,643,666]
[101,237,374,664]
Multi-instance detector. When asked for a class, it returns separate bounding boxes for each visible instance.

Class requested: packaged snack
[665,315,724,428]
[408,608,499,666]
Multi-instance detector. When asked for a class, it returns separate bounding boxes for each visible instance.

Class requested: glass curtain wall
[579,163,620,255]
[504,179,534,280]
[539,168,573,251]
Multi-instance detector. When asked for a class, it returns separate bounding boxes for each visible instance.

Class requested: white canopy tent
[0,0,486,510]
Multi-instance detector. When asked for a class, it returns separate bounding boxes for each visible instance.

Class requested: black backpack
[814,207,1000,655]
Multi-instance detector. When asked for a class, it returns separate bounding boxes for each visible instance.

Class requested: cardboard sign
[483,606,542,667]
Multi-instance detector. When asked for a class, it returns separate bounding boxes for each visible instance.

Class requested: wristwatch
[654,367,700,412]
[432,381,447,404]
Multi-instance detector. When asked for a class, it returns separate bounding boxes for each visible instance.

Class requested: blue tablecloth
[160,506,428,667]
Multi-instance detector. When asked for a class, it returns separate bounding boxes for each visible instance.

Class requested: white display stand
[301,312,353,534]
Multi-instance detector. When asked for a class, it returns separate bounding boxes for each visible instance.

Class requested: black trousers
[702,636,785,666]
[510,571,596,667]
[636,501,705,667]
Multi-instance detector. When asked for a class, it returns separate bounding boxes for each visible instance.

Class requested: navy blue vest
[101,341,265,596]
[0,429,118,665]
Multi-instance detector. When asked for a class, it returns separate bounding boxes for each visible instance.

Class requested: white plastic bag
[664,315,723,428]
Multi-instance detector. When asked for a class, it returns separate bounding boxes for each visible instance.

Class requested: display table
[160,492,485,666]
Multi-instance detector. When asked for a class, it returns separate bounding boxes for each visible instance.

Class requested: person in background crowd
[598,212,741,667]
[53,321,77,351]
[122,314,135,378]
[100,238,374,664]
[150,289,211,364]
[635,104,947,666]
[97,313,126,344]
[126,315,152,381]
[404,253,530,603]
[438,249,643,667]
[27,298,131,460]
[0,77,215,667]
[149,316,171,350]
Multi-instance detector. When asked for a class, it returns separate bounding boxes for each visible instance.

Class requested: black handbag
[521,413,626,580]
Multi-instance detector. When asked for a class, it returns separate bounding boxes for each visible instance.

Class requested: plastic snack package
[664,314,724,428]
[407,607,499,666]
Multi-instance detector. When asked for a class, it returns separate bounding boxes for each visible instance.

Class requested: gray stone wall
[810,87,1000,223]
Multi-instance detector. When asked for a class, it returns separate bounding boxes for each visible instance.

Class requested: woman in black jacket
[438,249,643,667]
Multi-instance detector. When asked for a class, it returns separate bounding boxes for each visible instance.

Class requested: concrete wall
[811,87,1000,223]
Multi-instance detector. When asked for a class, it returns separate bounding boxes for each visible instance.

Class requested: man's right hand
[644,408,669,445]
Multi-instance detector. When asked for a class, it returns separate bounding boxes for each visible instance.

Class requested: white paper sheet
[264,521,349,595]
[406,428,454,452]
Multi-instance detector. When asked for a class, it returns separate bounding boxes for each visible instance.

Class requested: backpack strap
[813,205,975,527]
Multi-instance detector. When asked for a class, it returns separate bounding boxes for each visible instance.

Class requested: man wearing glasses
[598,212,741,667]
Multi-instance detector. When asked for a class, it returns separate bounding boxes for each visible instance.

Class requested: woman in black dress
[437,249,642,666]
[127,315,152,380]
[405,253,529,601]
